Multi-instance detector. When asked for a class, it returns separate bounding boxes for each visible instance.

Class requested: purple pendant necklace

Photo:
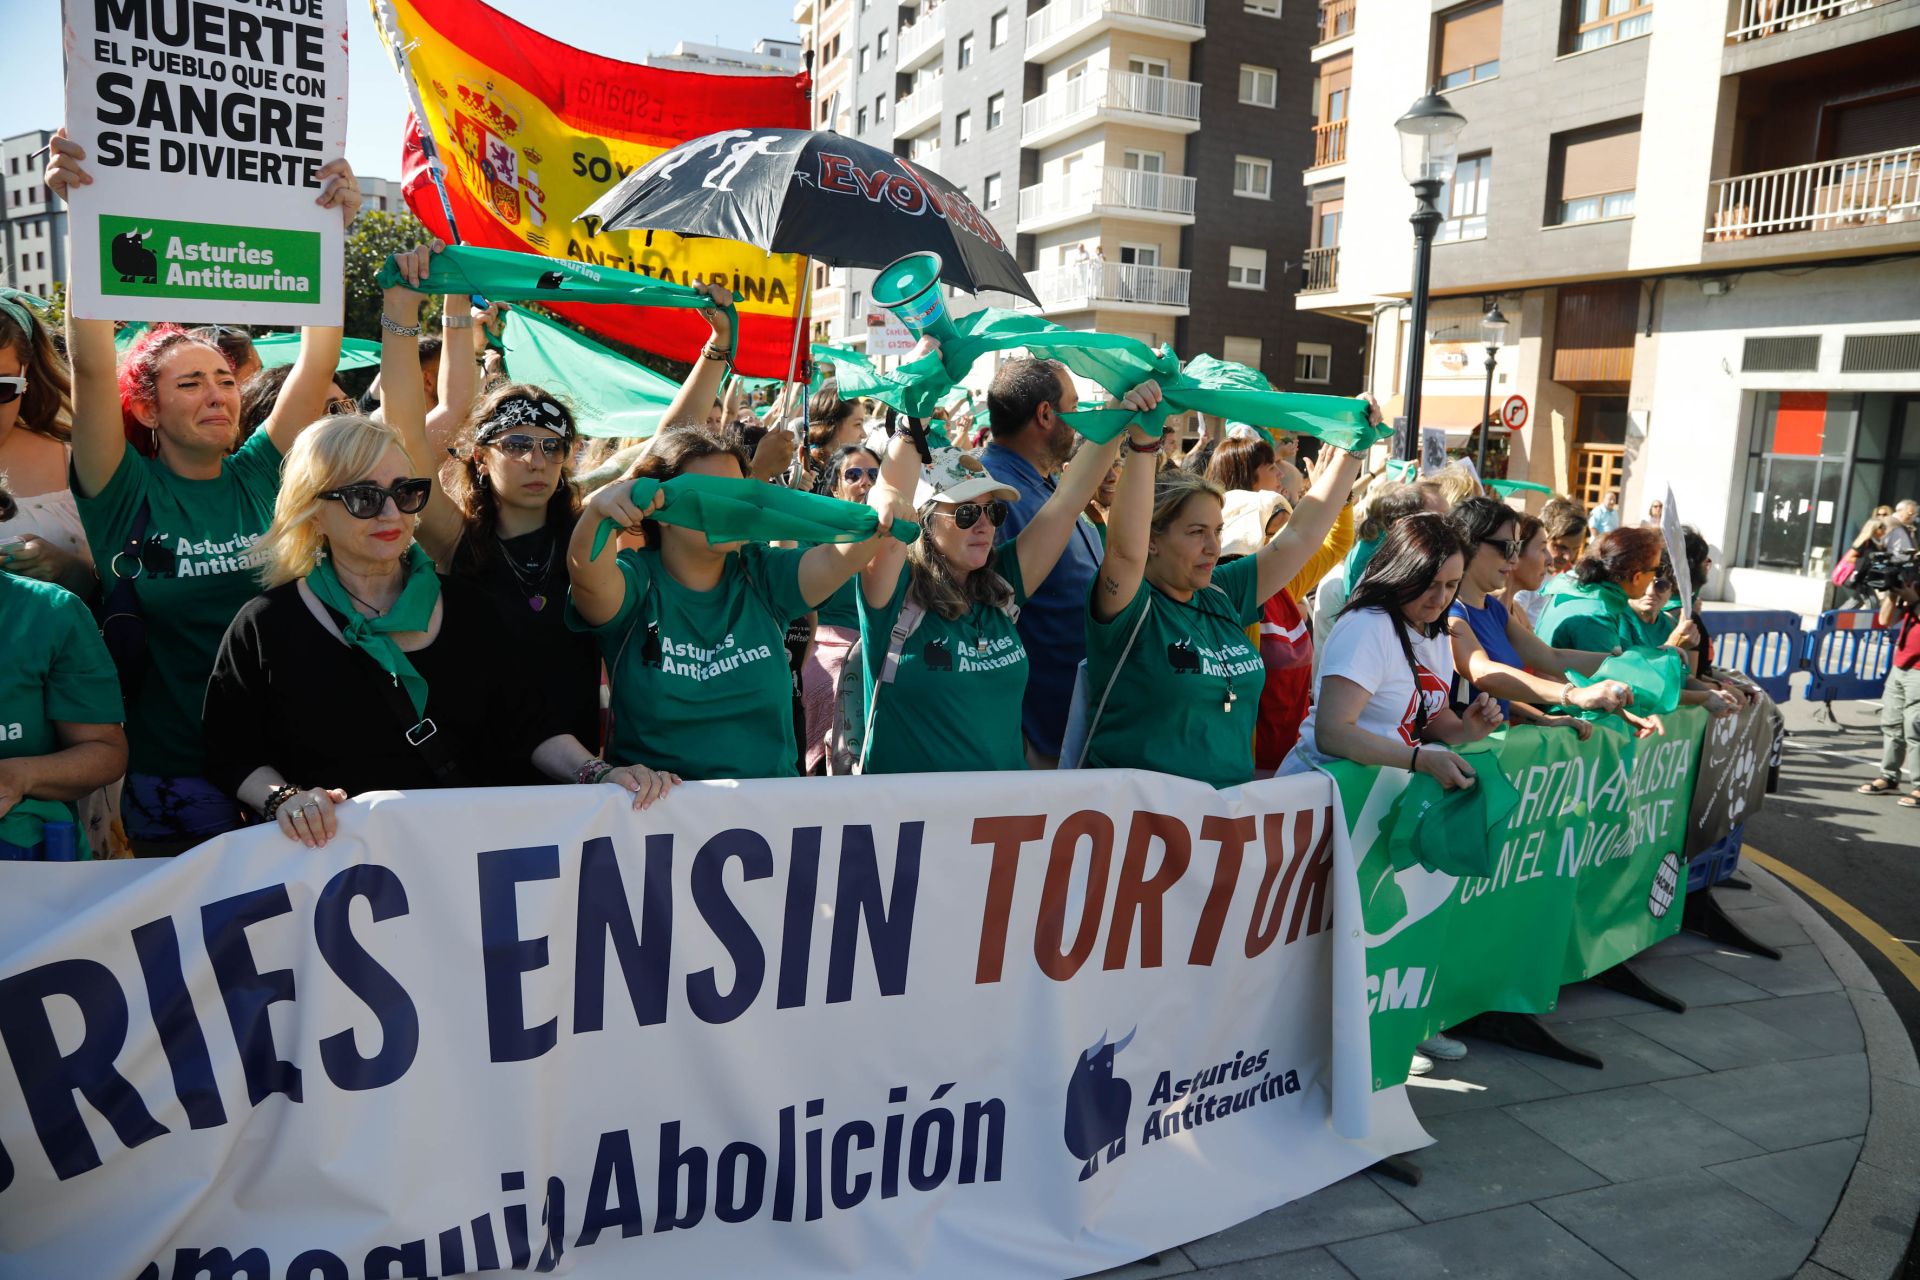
[500,533,557,612]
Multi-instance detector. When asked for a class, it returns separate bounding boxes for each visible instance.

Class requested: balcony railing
[896,9,945,70]
[1708,146,1920,240]
[1311,119,1348,168]
[1018,166,1199,223]
[1729,0,1893,41]
[1317,0,1355,42]
[893,83,943,136]
[1025,262,1193,310]
[1022,69,1202,138]
[1301,246,1339,294]
[1026,0,1206,49]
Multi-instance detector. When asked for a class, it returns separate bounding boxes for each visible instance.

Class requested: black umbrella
[577,129,1037,305]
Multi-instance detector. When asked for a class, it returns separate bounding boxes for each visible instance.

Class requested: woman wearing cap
[851,403,1139,775]
[1083,405,1369,788]
[46,130,358,855]
[801,443,885,773]
[204,415,674,850]
[568,425,891,782]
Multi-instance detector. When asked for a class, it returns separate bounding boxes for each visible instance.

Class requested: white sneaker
[1418,1033,1468,1061]
[1407,1052,1434,1077]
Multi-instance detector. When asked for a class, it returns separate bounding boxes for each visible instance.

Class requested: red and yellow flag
[376,0,810,376]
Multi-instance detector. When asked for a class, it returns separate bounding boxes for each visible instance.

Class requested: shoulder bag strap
[1074,592,1153,770]
[857,600,926,774]
[315,598,465,785]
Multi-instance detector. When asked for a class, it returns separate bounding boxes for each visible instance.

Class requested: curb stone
[1741,861,1920,1280]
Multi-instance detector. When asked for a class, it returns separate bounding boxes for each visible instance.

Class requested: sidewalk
[1087,864,1920,1280]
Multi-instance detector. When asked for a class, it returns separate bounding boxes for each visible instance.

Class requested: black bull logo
[1064,1026,1136,1181]
[111,229,159,284]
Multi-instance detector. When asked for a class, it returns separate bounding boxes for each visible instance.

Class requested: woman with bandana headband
[0,285,95,598]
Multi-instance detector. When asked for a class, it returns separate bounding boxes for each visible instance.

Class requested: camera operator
[1857,558,1920,806]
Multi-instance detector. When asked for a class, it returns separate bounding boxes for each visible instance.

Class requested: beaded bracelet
[262,783,302,822]
[576,759,614,785]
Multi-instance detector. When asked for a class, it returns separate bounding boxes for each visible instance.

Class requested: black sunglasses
[1653,576,1674,593]
[489,434,568,460]
[1479,536,1525,560]
[841,466,881,482]
[320,479,432,519]
[0,376,24,405]
[941,500,1010,530]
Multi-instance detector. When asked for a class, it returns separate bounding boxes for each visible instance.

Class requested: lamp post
[1475,299,1508,479]
[1393,93,1467,461]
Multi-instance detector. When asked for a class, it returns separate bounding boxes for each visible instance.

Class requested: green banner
[98,216,321,305]
[1328,710,1705,1090]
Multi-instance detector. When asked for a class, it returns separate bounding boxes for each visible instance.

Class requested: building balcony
[1310,119,1347,169]
[1317,0,1355,43]
[893,83,944,138]
[1707,145,1919,240]
[1301,246,1339,294]
[1017,166,1198,232]
[1025,0,1206,62]
[792,0,814,24]
[1021,69,1202,148]
[896,9,946,72]
[1728,0,1897,42]
[1023,262,1192,314]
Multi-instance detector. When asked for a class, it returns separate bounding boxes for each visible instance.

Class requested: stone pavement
[1082,863,1920,1280]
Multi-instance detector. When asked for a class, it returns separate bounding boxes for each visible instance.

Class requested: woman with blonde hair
[204,415,674,849]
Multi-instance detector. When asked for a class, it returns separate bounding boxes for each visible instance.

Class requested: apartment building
[2,130,68,300]
[796,0,1359,399]
[1297,0,1920,610]
[644,38,804,76]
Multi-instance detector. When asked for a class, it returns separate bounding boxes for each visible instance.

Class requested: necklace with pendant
[499,531,557,612]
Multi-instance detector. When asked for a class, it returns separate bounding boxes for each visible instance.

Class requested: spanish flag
[374,0,810,376]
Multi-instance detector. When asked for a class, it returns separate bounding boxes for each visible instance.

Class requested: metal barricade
[1705,609,1804,703]
[1803,609,1894,702]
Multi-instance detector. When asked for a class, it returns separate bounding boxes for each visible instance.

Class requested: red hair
[116,325,229,458]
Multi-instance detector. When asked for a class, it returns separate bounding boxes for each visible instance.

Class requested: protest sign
[1661,484,1693,615]
[0,770,1426,1278]
[1685,694,1777,856]
[60,0,349,324]
[373,0,809,377]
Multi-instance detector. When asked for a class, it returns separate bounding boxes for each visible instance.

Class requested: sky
[0,0,798,180]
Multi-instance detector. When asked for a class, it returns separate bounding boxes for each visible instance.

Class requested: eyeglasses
[489,434,568,460]
[1653,577,1673,593]
[1480,537,1525,560]
[0,376,24,405]
[841,467,881,482]
[940,500,1010,530]
[320,479,433,519]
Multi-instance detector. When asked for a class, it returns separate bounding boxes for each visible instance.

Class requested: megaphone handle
[904,417,933,465]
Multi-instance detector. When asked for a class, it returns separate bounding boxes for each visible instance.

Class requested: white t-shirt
[1280,606,1455,775]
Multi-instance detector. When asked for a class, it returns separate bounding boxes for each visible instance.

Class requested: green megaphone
[871,251,958,345]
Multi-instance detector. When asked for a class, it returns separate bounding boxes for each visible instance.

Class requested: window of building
[1233,155,1273,199]
[1739,392,1857,570]
[1128,55,1170,78]
[957,33,975,69]
[1227,246,1268,289]
[1566,0,1652,52]
[1551,118,1639,224]
[1124,148,1166,173]
[1118,243,1160,267]
[1435,1,1501,89]
[876,28,889,56]
[991,9,1010,46]
[987,92,1005,129]
[1314,199,1343,247]
[1239,65,1278,108]
[1437,151,1491,241]
[5,158,15,175]
[875,94,886,121]
[983,173,1003,209]
[955,111,972,144]
[1296,342,1333,383]
[1244,0,1280,14]
[1224,336,1264,366]
[857,107,868,133]
[858,44,871,72]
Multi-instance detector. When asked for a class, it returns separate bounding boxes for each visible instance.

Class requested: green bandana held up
[590,474,921,559]
[814,309,1387,452]
[1486,478,1554,498]
[306,544,443,718]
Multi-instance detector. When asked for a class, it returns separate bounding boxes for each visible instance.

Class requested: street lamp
[1393,92,1467,461]
[1476,299,1508,479]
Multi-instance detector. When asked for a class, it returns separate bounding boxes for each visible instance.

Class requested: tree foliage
[344,210,443,341]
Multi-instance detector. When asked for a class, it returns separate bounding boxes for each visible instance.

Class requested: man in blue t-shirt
[980,358,1100,766]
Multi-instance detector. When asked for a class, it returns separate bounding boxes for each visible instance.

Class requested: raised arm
[858,429,928,608]
[1254,446,1363,603]
[377,242,465,562]
[660,285,736,430]
[568,457,663,628]
[1013,387,1147,592]
[262,159,361,454]
[46,131,128,497]
[1092,423,1163,623]
[1449,617,1630,714]
[424,298,494,454]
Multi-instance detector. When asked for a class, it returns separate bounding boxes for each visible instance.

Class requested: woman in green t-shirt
[852,405,1137,775]
[46,130,361,856]
[568,426,891,781]
[1082,412,1372,789]
[802,443,883,773]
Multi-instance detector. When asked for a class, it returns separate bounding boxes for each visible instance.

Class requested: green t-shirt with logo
[1083,554,1266,788]
[856,543,1030,775]
[75,432,283,778]
[571,542,812,780]
[0,572,124,764]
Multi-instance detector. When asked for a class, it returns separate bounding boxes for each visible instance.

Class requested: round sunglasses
[320,479,433,519]
[938,500,1010,530]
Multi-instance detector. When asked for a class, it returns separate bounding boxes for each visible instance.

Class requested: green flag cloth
[814,308,1387,451]
[1385,460,1418,482]
[1568,644,1687,718]
[0,797,91,860]
[114,321,151,353]
[305,545,443,719]
[590,473,920,559]
[500,308,681,440]
[1487,478,1554,497]
[253,333,381,371]
[1375,739,1520,877]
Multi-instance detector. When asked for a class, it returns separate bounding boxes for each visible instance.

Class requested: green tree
[343,210,443,341]
[42,282,66,330]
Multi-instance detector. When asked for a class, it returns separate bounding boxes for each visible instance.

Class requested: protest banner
[1684,694,1777,857]
[0,770,1427,1278]
[372,0,809,377]
[60,0,349,324]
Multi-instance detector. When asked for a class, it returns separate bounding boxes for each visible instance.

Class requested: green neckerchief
[306,544,443,719]
[1376,737,1518,877]
[1551,578,1632,617]
[0,286,50,341]
[590,474,921,559]
[813,308,1387,452]
[373,245,737,364]
[1567,644,1687,717]
[1343,537,1383,594]
[0,797,89,860]
[1487,478,1554,497]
